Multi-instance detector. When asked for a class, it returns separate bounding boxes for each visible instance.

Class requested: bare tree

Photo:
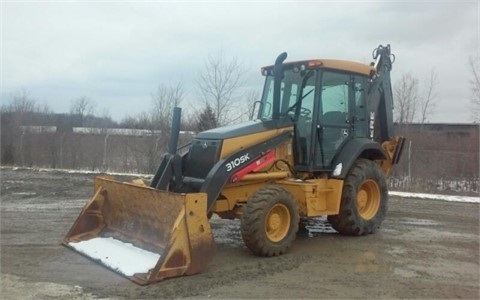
[1,89,37,117]
[120,81,186,171]
[1,89,38,165]
[468,55,480,123]
[393,72,419,125]
[245,90,261,120]
[150,81,184,130]
[419,69,438,124]
[197,52,246,126]
[70,96,96,126]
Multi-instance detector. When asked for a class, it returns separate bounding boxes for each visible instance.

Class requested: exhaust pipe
[272,52,288,120]
[168,107,182,154]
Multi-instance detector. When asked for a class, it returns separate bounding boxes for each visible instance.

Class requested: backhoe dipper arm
[367,44,395,143]
[368,45,405,173]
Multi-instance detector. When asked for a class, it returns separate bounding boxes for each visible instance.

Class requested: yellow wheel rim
[265,203,291,242]
[357,179,381,220]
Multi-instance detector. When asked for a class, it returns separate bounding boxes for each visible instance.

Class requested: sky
[1,0,478,123]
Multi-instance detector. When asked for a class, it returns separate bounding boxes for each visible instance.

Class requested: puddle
[386,245,407,256]
[403,227,476,241]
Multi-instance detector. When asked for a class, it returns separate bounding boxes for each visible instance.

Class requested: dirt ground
[1,167,479,299]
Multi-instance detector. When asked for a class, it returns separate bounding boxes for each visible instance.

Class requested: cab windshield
[258,68,316,121]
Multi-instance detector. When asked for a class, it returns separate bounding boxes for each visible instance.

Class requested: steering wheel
[300,107,311,117]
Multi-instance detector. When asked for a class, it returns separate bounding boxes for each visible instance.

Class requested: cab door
[315,71,352,168]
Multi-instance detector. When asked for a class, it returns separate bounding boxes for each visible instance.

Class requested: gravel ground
[1,167,479,299]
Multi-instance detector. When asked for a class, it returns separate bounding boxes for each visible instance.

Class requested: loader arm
[200,130,293,211]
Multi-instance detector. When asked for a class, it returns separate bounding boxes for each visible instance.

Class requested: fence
[390,146,479,195]
[2,126,194,174]
[2,125,479,195]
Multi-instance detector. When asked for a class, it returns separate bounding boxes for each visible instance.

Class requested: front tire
[241,185,299,256]
[328,158,388,236]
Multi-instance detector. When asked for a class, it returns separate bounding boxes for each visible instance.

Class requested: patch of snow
[389,191,479,203]
[69,237,162,276]
[399,218,439,226]
[11,192,37,196]
[8,166,152,179]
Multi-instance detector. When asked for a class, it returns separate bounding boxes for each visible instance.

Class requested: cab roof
[262,59,376,76]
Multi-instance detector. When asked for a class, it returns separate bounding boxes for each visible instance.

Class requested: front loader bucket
[62,176,215,285]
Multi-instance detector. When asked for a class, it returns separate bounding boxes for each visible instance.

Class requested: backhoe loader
[63,44,404,285]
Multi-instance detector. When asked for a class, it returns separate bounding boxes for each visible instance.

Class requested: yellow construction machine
[63,44,404,285]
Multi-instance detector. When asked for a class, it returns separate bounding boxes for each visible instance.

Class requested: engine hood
[196,119,293,140]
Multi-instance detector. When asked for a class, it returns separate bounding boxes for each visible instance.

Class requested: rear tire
[328,158,388,236]
[241,185,299,256]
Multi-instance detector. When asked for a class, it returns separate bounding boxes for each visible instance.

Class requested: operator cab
[259,59,374,172]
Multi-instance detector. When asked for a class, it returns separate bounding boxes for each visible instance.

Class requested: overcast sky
[1,0,478,123]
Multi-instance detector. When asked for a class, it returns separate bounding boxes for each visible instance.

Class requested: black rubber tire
[241,185,299,257]
[328,158,388,236]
